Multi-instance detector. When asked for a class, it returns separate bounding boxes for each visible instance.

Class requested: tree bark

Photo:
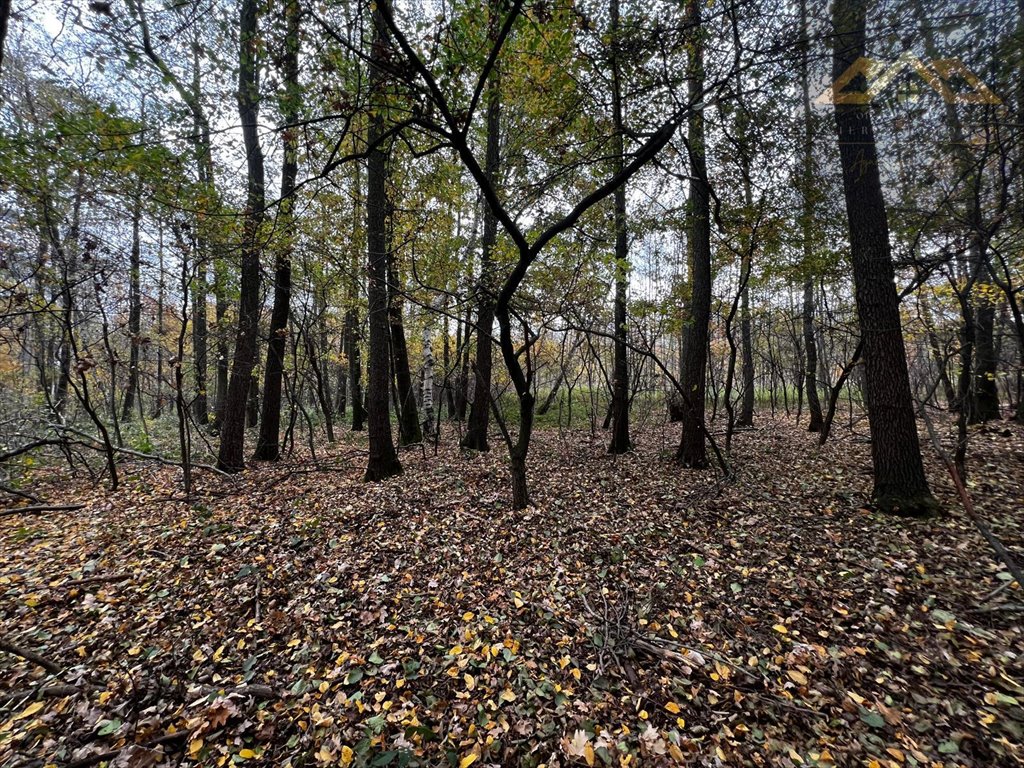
[388,256,421,445]
[363,0,402,481]
[121,191,143,421]
[254,0,299,461]
[461,15,500,452]
[831,0,937,515]
[798,0,823,432]
[608,0,631,454]
[217,0,265,473]
[676,0,710,469]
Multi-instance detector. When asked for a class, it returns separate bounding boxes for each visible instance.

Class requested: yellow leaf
[462,612,475,622]
[787,670,807,686]
[676,717,686,729]
[189,738,204,757]
[665,701,681,714]
[499,689,517,702]
[459,754,479,768]
[773,624,788,634]
[14,702,44,721]
[341,745,354,766]
[584,743,596,767]
[464,673,476,691]
[559,656,571,669]
[238,748,256,759]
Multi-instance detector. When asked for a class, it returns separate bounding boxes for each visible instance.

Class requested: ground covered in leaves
[1,418,1023,768]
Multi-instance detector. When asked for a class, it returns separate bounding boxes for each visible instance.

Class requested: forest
[0,0,1022,765]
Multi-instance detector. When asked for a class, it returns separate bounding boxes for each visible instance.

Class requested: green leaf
[859,710,885,729]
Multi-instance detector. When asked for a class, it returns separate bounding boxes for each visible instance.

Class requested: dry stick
[62,573,130,587]
[62,731,188,768]
[0,639,63,675]
[0,684,103,706]
[0,503,85,518]
[919,408,1024,593]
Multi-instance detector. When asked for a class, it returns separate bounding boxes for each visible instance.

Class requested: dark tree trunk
[461,53,500,452]
[388,257,421,445]
[0,0,11,78]
[254,0,299,461]
[345,307,365,430]
[191,268,209,425]
[831,0,937,515]
[798,0,823,432]
[443,298,457,419]
[737,272,755,426]
[608,0,631,454]
[247,373,259,427]
[363,0,402,481]
[802,280,824,430]
[217,0,265,473]
[676,0,710,469]
[121,193,143,421]
[213,267,229,429]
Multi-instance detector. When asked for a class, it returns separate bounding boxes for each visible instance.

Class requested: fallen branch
[0,639,63,675]
[0,684,102,706]
[63,731,187,768]
[920,408,1024,593]
[0,503,85,518]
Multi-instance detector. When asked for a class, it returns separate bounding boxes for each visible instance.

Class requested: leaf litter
[1,419,1022,767]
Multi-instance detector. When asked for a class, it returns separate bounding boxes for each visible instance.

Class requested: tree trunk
[831,0,937,515]
[121,192,143,421]
[388,256,422,445]
[676,0,710,469]
[363,0,402,481]
[422,304,435,440]
[217,0,265,473]
[461,42,500,452]
[797,0,824,432]
[608,0,631,454]
[254,0,299,461]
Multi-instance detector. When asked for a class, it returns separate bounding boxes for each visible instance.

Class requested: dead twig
[0,638,63,675]
[0,503,85,518]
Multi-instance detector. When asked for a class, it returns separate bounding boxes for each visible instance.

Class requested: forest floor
[1,417,1022,768]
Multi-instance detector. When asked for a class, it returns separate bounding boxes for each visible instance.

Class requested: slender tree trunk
[0,0,11,79]
[212,264,229,429]
[798,0,824,431]
[676,0,710,469]
[831,0,937,515]
[254,0,299,461]
[443,296,456,419]
[154,227,165,418]
[121,192,143,421]
[217,0,266,473]
[388,256,422,445]
[608,0,631,454]
[422,304,435,440]
[461,23,500,452]
[364,0,402,481]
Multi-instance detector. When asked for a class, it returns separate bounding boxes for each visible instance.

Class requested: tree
[460,0,501,453]
[254,0,300,462]
[363,0,402,482]
[830,0,938,515]
[676,0,711,469]
[798,0,824,432]
[607,0,631,454]
[217,0,266,473]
